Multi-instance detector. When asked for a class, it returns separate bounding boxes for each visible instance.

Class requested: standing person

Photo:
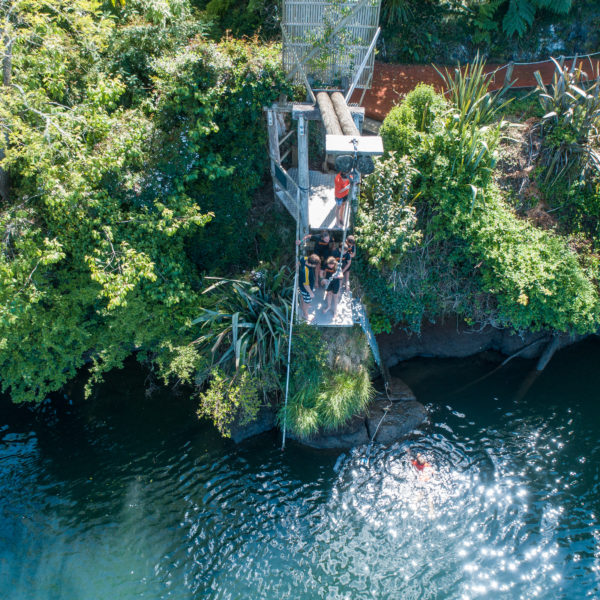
[321,256,343,317]
[296,248,320,321]
[334,171,353,228]
[302,230,331,285]
[333,241,352,294]
[343,235,356,291]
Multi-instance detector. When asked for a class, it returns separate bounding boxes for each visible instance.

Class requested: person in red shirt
[334,171,353,228]
[412,453,431,471]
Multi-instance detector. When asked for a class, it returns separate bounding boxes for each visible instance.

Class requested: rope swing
[281,187,302,451]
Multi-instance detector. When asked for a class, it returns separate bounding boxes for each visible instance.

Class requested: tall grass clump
[534,58,600,185]
[278,327,375,439]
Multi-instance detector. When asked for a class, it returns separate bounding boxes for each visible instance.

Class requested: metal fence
[282,0,381,89]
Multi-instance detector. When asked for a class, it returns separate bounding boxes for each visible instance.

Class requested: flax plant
[192,267,292,385]
[435,55,512,186]
[534,57,600,185]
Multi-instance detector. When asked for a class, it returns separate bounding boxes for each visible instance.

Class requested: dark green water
[1,339,600,599]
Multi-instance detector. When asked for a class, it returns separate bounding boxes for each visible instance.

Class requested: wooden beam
[297,115,310,236]
[292,103,364,122]
[266,109,280,164]
[316,92,342,136]
[330,92,360,136]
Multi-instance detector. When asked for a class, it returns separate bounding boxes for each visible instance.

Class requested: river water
[1,339,599,599]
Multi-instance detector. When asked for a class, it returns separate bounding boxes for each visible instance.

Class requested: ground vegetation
[361,58,600,335]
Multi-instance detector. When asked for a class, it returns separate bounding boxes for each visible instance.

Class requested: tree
[0,1,291,405]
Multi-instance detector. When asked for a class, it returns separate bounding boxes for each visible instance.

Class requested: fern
[537,0,572,13]
[502,0,573,37]
[503,0,536,37]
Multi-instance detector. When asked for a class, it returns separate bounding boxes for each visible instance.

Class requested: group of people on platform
[297,230,356,321]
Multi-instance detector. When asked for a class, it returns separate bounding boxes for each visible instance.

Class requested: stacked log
[331,91,373,172]
[316,92,343,136]
[330,92,360,136]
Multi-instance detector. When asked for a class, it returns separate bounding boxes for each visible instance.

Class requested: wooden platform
[325,134,383,155]
[303,287,355,327]
[287,168,339,230]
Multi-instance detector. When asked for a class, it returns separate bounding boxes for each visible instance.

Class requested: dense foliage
[363,64,600,335]
[279,326,374,439]
[378,0,598,63]
[0,0,289,405]
[191,270,292,436]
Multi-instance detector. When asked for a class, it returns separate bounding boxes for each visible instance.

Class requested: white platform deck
[325,134,384,155]
[287,168,339,230]
[302,287,354,327]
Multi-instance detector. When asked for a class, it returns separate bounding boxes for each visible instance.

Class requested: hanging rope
[281,186,302,451]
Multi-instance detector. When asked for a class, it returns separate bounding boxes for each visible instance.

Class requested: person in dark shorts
[296,252,320,320]
[302,230,331,285]
[333,241,352,293]
[334,171,353,228]
[342,235,356,291]
[321,256,343,317]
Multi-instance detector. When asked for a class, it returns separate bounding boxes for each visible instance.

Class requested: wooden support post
[267,108,281,201]
[297,115,309,236]
[267,108,280,164]
[352,111,364,134]
[316,92,342,136]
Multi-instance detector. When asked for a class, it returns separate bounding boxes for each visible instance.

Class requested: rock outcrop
[377,317,587,367]
[288,389,427,450]
[366,400,427,445]
[229,403,277,444]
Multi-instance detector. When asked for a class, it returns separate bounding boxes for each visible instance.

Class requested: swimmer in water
[412,453,431,472]
[408,450,434,482]
[408,450,435,516]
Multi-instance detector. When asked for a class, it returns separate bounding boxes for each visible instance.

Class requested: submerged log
[316,92,342,136]
[536,334,561,371]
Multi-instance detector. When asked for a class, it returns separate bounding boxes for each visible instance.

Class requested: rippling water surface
[1,339,600,599]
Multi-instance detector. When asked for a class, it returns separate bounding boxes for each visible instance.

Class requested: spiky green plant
[436,54,513,134]
[435,55,512,181]
[192,267,293,436]
[192,267,292,383]
[534,58,600,185]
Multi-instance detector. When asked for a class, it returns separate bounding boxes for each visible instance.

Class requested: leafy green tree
[471,0,573,38]
[0,1,289,405]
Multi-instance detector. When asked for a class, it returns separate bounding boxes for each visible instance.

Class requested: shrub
[429,181,600,333]
[191,268,292,435]
[380,84,447,156]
